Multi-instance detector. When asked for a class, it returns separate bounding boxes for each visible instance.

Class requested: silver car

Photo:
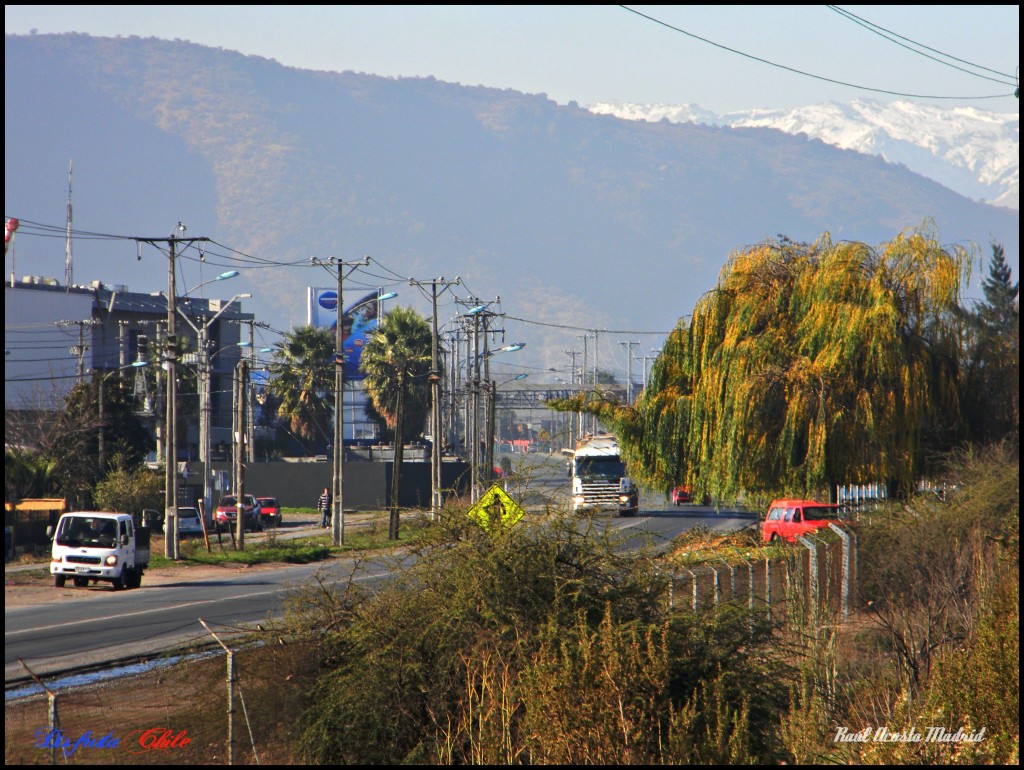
[176,507,205,537]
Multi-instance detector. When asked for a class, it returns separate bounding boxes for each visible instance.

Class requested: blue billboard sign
[307,288,381,380]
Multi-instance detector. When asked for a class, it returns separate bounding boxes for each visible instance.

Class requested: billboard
[307,288,381,380]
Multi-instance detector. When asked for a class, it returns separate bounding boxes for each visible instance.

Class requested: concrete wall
[182,459,471,511]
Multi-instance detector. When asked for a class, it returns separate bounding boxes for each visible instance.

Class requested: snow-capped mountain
[588,99,1019,210]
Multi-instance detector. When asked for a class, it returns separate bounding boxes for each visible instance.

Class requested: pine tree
[963,242,1019,445]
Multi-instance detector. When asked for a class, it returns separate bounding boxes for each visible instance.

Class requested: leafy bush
[291,513,792,764]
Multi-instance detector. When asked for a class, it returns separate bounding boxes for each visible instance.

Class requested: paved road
[5,460,757,685]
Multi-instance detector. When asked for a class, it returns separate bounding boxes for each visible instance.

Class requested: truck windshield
[575,457,626,480]
[55,516,116,547]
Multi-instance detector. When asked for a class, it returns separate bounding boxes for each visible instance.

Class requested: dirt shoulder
[5,510,386,608]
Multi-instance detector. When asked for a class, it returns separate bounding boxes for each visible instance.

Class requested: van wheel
[111,573,125,591]
[73,577,90,588]
[126,567,142,589]
[770,533,779,542]
[54,575,66,588]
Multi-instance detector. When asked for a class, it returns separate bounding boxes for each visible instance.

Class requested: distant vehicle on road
[568,434,638,517]
[256,497,281,528]
[761,499,845,543]
[671,486,693,505]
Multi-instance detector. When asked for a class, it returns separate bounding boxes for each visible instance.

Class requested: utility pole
[565,348,581,443]
[620,341,640,403]
[312,256,369,546]
[234,358,248,550]
[137,225,210,560]
[409,276,460,520]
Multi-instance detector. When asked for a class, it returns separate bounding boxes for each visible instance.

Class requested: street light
[185,270,239,296]
[174,292,252,552]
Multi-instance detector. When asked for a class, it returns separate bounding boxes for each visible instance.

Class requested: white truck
[568,434,639,516]
[48,512,150,590]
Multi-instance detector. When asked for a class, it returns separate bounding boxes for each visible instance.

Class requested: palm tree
[267,326,335,453]
[361,306,434,539]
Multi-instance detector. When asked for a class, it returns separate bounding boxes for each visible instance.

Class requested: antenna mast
[65,159,73,290]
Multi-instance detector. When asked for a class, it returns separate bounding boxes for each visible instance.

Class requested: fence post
[200,618,236,765]
[711,566,719,607]
[764,558,771,621]
[18,660,58,765]
[797,535,820,623]
[829,523,853,619]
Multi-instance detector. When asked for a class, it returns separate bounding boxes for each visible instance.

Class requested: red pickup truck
[762,499,844,543]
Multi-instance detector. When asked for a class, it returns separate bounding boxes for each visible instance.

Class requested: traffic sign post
[467,483,525,532]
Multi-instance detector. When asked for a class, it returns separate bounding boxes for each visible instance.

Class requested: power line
[618,5,1014,101]
[827,5,1016,83]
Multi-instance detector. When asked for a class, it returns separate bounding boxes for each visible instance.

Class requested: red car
[671,486,693,505]
[214,494,262,533]
[257,497,281,528]
[761,499,845,543]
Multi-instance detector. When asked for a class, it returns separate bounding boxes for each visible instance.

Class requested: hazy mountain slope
[5,34,1019,372]
[588,99,1019,210]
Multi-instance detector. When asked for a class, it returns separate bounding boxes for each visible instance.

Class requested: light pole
[176,290,252,526]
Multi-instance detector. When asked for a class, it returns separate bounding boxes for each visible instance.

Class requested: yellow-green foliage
[292,515,791,764]
[620,226,973,501]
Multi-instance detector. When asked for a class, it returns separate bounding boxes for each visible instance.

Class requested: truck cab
[570,434,639,517]
[49,512,150,590]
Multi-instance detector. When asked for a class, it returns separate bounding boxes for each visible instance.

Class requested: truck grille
[66,555,102,565]
[578,481,622,508]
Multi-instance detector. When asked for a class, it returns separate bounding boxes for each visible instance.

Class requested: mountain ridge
[5,33,1019,373]
[587,99,1019,210]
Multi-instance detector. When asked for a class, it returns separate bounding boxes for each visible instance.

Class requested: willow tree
[361,306,433,540]
[571,228,973,502]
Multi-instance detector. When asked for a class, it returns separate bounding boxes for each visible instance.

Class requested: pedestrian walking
[318,486,332,528]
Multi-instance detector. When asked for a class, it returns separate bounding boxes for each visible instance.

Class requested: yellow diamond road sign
[468,483,525,531]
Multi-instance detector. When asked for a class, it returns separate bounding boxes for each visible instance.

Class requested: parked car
[214,495,262,533]
[141,508,164,533]
[671,486,693,505]
[761,499,845,543]
[256,497,281,528]
[176,507,205,538]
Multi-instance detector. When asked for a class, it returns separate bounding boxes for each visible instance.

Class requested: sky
[5,5,1019,115]
[4,5,1019,379]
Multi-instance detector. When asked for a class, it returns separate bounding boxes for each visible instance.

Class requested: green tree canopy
[38,378,152,509]
[267,325,335,448]
[574,228,974,502]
